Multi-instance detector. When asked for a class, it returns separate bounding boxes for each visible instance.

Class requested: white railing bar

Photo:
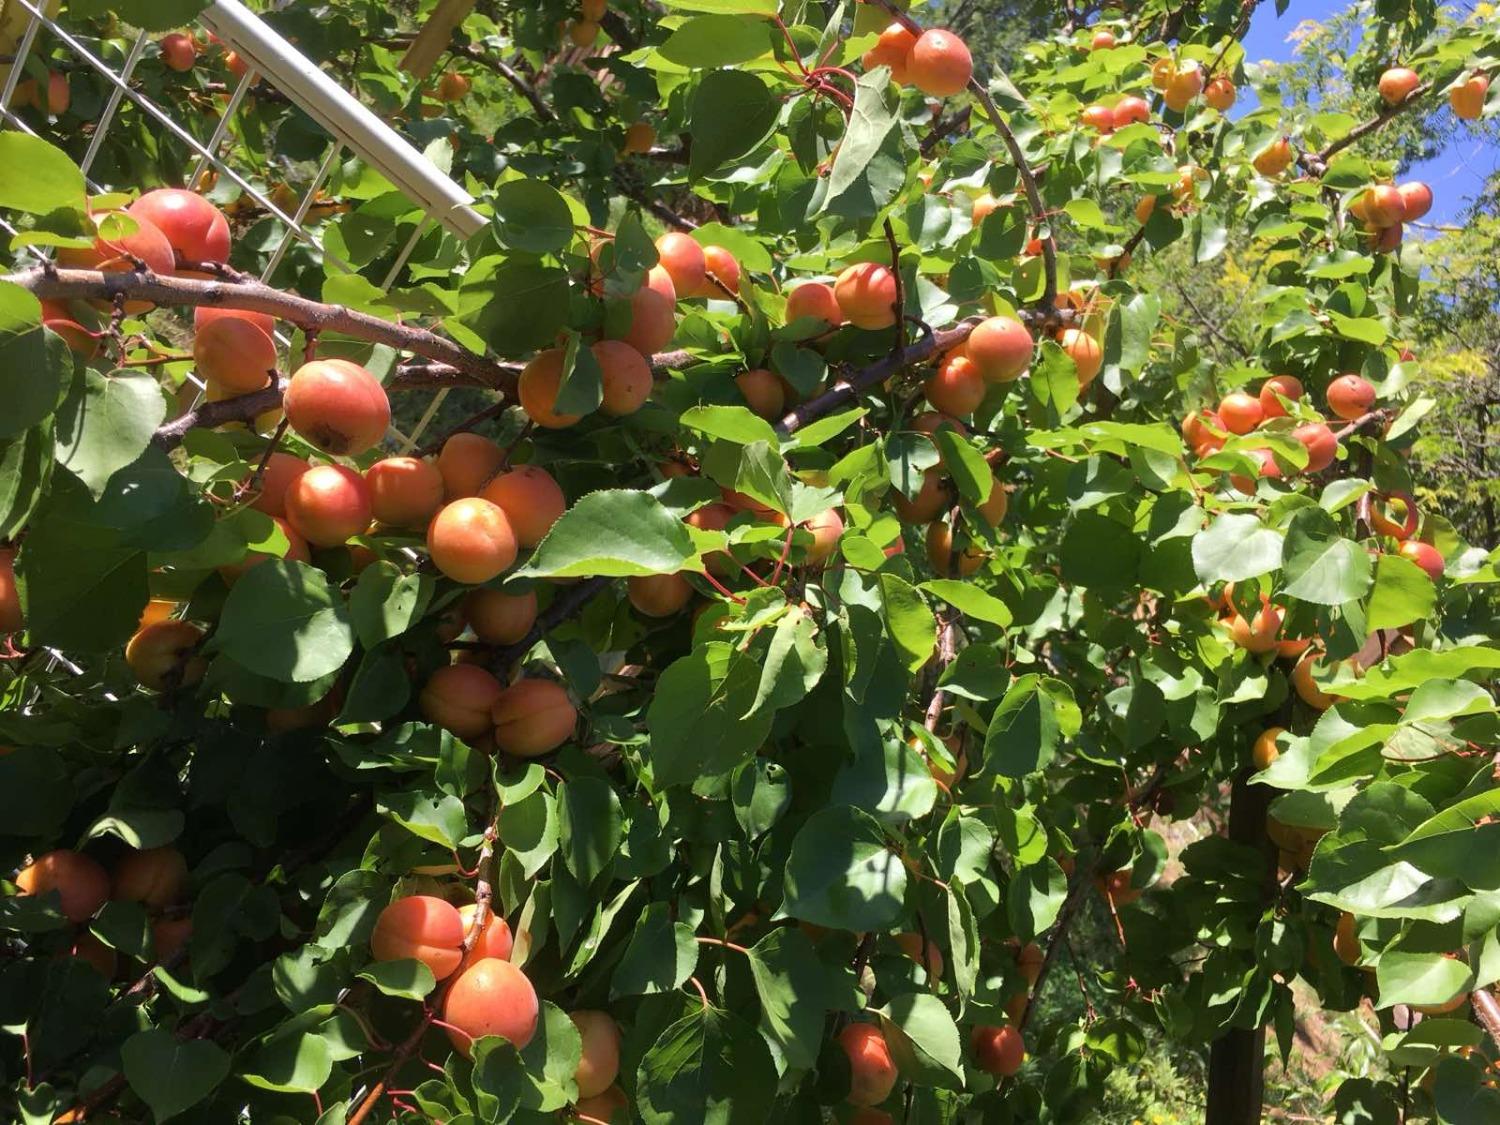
[0,4,44,114]
[378,217,432,291]
[79,31,150,179]
[396,388,448,453]
[187,66,258,193]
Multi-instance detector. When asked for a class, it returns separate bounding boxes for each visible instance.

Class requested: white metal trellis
[0,0,489,452]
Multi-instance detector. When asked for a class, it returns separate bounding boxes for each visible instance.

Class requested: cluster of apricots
[1381,62,1492,121]
[1349,178,1433,252]
[367,894,624,1113]
[861,21,974,97]
[562,0,608,50]
[13,846,193,975]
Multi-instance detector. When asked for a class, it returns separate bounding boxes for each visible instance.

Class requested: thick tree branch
[154,383,286,451]
[1472,988,1500,1051]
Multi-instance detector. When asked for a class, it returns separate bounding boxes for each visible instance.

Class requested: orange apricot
[1294,422,1338,472]
[1091,29,1116,50]
[491,679,577,758]
[1205,75,1237,111]
[700,245,742,298]
[834,262,898,330]
[160,32,198,72]
[1378,67,1421,106]
[0,548,22,633]
[627,573,694,617]
[895,932,944,979]
[1450,73,1489,120]
[736,368,785,419]
[1112,95,1151,129]
[926,521,983,575]
[573,1086,629,1123]
[862,22,916,84]
[71,932,118,979]
[1014,940,1044,986]
[438,432,506,500]
[1058,328,1103,385]
[366,457,445,529]
[247,452,308,517]
[1258,375,1304,419]
[972,1025,1025,1077]
[437,71,471,102]
[978,477,1008,526]
[111,847,188,910]
[892,469,948,524]
[1333,912,1361,966]
[458,903,515,961]
[1163,61,1203,112]
[966,316,1033,382]
[16,850,110,923]
[284,359,391,456]
[614,284,676,356]
[908,29,972,97]
[1326,374,1376,420]
[654,232,707,300]
[58,211,176,313]
[518,348,583,429]
[1291,652,1338,710]
[1252,137,1294,177]
[1398,181,1433,222]
[194,316,278,395]
[622,121,656,154]
[219,515,309,585]
[786,281,842,327]
[1228,604,1282,654]
[840,1023,897,1106]
[126,620,207,692]
[127,188,231,264]
[593,340,653,417]
[1218,391,1264,435]
[925,350,986,415]
[571,1010,622,1099]
[803,509,845,564]
[428,498,518,584]
[1398,540,1444,581]
[464,588,538,645]
[1252,727,1283,770]
[370,895,466,980]
[479,465,566,549]
[421,663,505,739]
[442,957,539,1056]
[1081,103,1115,132]
[285,464,372,547]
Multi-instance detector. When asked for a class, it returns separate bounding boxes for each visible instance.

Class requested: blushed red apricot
[685,501,737,576]
[571,1010,622,1099]
[1294,422,1338,472]
[1399,540,1444,580]
[284,359,391,456]
[840,1023,897,1106]
[160,32,198,72]
[1059,328,1103,385]
[126,620,207,691]
[926,350,986,415]
[479,465,566,549]
[862,22,916,84]
[16,850,110,923]
[370,895,466,980]
[111,847,188,909]
[700,245,741,298]
[1379,66,1421,106]
[1112,95,1150,128]
[152,916,192,961]
[1218,391,1263,435]
[127,188,231,263]
[803,509,844,564]
[438,432,505,500]
[458,903,515,961]
[908,29,972,97]
[654,232,707,300]
[736,368,785,419]
[593,340,653,417]
[1081,103,1115,132]
[518,348,583,429]
[1091,29,1116,50]
[1230,446,1282,493]
[1326,374,1376,420]
[422,663,505,739]
[40,298,102,357]
[1398,182,1433,222]
[835,262,898,330]
[892,469,948,524]
[615,283,676,356]
[966,316,1033,382]
[428,498,518,584]
[366,457,445,529]
[1229,604,1282,654]
[492,679,577,757]
[443,957,539,1056]
[0,548,22,633]
[628,573,694,617]
[972,1025,1025,1076]
[286,464,372,547]
[194,316,278,394]
[1363,184,1405,228]
[248,452,308,517]
[464,588,538,645]
[786,282,842,327]
[1258,375,1304,419]
[926,521,984,575]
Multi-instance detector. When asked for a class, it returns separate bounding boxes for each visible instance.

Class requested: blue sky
[1240,0,1493,227]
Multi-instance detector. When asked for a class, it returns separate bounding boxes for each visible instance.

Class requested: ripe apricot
[0,548,22,633]
[218,515,308,585]
[862,22,916,84]
[1294,422,1338,472]
[366,457,445,529]
[978,478,1008,526]
[126,620,207,692]
[152,916,193,962]
[803,509,844,564]
[437,71,471,102]
[464,588,538,645]
[1450,73,1489,120]
[834,262,898,330]
[699,245,741,298]
[58,211,176,313]
[785,281,842,328]
[895,932,944,979]
[438,432,505,500]
[840,1023,897,1106]
[1218,391,1264,435]
[1229,604,1282,654]
[908,29,972,97]
[926,350,986,415]
[71,932,118,979]
[111,847,188,909]
[265,686,341,732]
[593,340,653,416]
[622,121,656,154]
[1398,181,1433,222]
[442,957,539,1056]
[428,498,518,584]
[1252,138,1293,177]
[892,469,948,524]
[492,678,577,757]
[518,348,583,429]
[582,0,607,19]
[1058,328,1103,385]
[654,232,707,301]
[1363,184,1405,229]
[1205,76,1237,111]
[422,663,504,739]
[1093,868,1141,905]
[573,1087,629,1123]
[194,315,277,395]
[40,299,102,357]
[628,573,694,617]
[161,32,198,72]
[850,1111,894,1125]
[569,19,600,48]
[285,464,372,547]
[1291,651,1338,710]
[1014,940,1044,986]
[479,465,566,549]
[967,316,1033,382]
[1151,58,1177,90]
[1112,95,1150,129]
[1258,375,1303,419]
[1326,374,1375,420]
[246,455,308,522]
[972,1025,1025,1077]
[284,359,390,456]
[370,895,466,980]
[736,368,785,419]
[1091,29,1116,50]
[1163,61,1204,111]
[571,1011,622,1099]
[1333,912,1361,966]
[16,850,110,923]
[1081,104,1115,132]
[614,283,676,356]
[1399,540,1444,581]
[127,188,231,264]
[458,903,514,961]
[926,521,984,575]
[1252,727,1283,770]
[1378,67,1421,106]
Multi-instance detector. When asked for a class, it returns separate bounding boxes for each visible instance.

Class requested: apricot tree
[1,1,1499,1123]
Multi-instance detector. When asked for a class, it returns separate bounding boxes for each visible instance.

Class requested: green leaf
[492,179,574,254]
[746,607,827,718]
[782,806,907,931]
[121,1030,230,1122]
[214,561,355,683]
[378,788,469,848]
[982,675,1081,777]
[745,928,843,1074]
[877,992,964,1085]
[1193,513,1284,583]
[646,642,773,787]
[680,405,780,447]
[1281,509,1373,605]
[1367,552,1437,631]
[54,370,166,498]
[824,70,898,210]
[689,70,778,180]
[553,331,603,418]
[357,958,435,1000]
[1374,953,1471,1010]
[660,0,776,10]
[0,423,55,540]
[920,579,1012,626]
[15,511,146,651]
[611,902,698,998]
[830,732,937,826]
[0,287,69,442]
[520,490,701,578]
[0,134,86,215]
[456,259,570,358]
[636,1007,778,1124]
[658,14,774,67]
[929,428,991,506]
[241,1029,334,1093]
[878,573,937,672]
[0,748,72,837]
[348,563,433,648]
[471,1002,582,1113]
[1327,311,1388,345]
[557,778,623,886]
[497,790,559,878]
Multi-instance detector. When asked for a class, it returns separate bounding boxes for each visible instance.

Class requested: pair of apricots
[861,22,974,98]
[1381,64,1491,121]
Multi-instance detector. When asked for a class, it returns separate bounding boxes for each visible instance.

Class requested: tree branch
[450,43,556,123]
[1303,84,1432,171]
[489,576,612,674]
[154,383,286,451]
